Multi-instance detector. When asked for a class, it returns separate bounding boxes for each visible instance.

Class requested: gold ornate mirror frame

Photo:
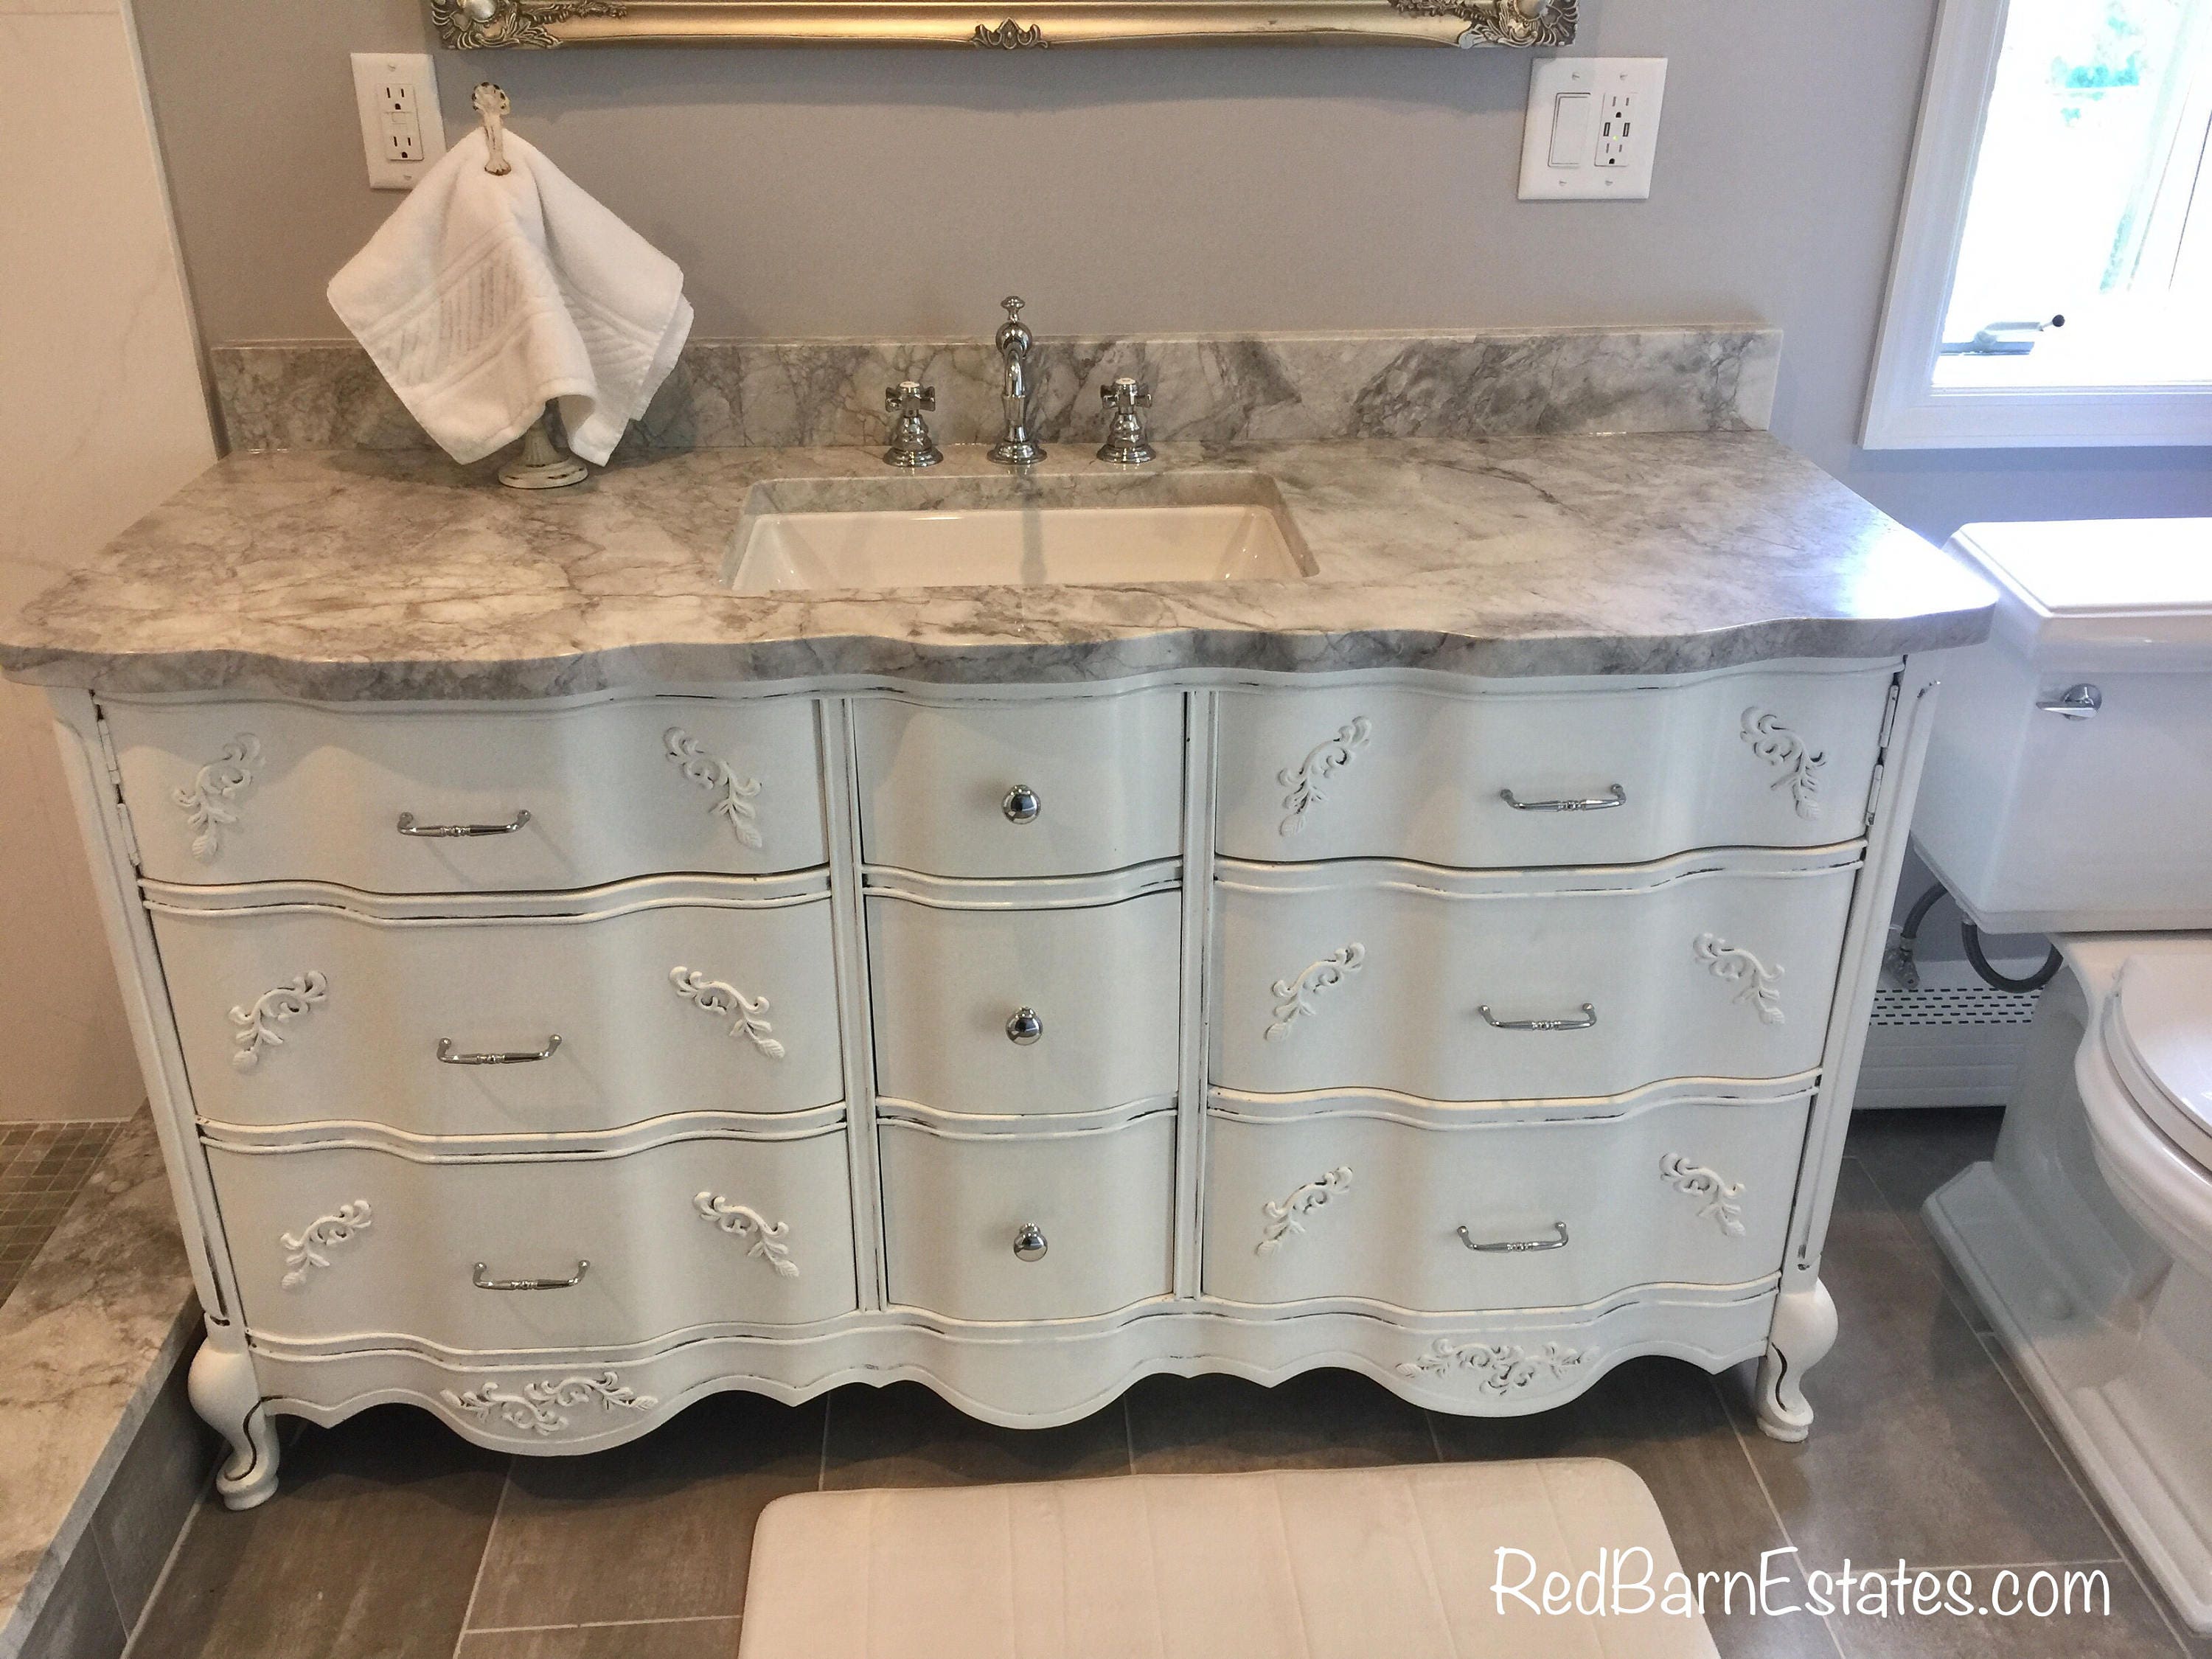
[429,0,1576,49]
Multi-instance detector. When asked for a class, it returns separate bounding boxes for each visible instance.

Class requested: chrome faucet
[988,296,1044,467]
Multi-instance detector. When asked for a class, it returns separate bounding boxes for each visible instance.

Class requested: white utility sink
[725,471,1314,592]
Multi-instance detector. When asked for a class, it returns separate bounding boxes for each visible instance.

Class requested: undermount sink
[724,470,1315,592]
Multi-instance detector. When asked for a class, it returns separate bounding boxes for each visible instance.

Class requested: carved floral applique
[670,966,785,1058]
[1660,1153,1746,1237]
[1740,709,1826,820]
[230,973,328,1071]
[1277,717,1371,836]
[1257,1166,1352,1253]
[695,1192,799,1276]
[173,735,262,861]
[1264,945,1366,1040]
[1694,934,1783,1026]
[441,1372,656,1435]
[279,1200,371,1289]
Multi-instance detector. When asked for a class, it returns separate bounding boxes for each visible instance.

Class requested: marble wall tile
[0,2,218,1124]
[213,327,1781,457]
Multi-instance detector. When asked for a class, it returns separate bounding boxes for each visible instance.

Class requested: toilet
[1916,518,2212,1634]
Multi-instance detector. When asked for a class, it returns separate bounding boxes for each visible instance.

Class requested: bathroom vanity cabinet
[47,657,1934,1506]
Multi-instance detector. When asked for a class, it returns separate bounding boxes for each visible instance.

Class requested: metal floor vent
[1859,977,2042,1110]
[1869,985,2042,1026]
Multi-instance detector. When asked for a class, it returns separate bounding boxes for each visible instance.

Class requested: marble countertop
[0,435,1994,699]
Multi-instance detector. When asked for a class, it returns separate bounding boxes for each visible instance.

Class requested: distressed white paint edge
[1175,692,1217,1299]
[246,1286,1782,1443]
[45,691,243,1329]
[821,698,884,1312]
[1776,667,1941,1297]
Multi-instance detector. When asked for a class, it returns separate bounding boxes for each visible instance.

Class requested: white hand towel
[328,128,692,467]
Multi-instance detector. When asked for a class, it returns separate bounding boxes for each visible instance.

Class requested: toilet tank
[1914,519,2212,935]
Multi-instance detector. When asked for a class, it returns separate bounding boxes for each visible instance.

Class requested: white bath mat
[738,1458,1719,1659]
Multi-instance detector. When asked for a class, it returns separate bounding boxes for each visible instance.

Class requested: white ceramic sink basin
[725,472,1314,592]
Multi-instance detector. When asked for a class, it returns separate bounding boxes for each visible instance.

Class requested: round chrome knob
[1012,1223,1048,1262]
[1006,1007,1043,1046]
[1002,785,1041,824]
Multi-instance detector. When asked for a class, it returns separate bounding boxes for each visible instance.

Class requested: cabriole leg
[188,1321,279,1509]
[1755,1278,1838,1442]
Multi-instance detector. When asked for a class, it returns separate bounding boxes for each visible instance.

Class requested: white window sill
[1863,383,2212,450]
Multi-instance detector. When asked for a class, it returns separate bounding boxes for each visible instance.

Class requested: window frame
[1863,0,2212,450]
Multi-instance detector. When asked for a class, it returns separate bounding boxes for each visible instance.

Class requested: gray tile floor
[0,1120,122,1305]
[124,1109,2211,1659]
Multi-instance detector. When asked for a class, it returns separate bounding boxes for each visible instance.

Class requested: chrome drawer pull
[438,1034,562,1065]
[397,809,532,837]
[1458,1222,1569,1253]
[1006,1007,1044,1046]
[2036,684,2102,720]
[473,1259,589,1290]
[1012,1223,1048,1262]
[1499,785,1627,813]
[1002,785,1042,824]
[1479,1004,1596,1032]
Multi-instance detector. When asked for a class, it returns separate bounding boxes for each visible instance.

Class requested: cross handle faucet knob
[1096,376,1157,466]
[883,380,943,469]
[1100,377,1153,414]
[885,381,936,417]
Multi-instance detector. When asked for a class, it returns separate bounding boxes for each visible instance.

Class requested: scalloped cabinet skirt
[737,1459,1719,1659]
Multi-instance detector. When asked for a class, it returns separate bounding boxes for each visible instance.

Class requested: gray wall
[132,0,2212,543]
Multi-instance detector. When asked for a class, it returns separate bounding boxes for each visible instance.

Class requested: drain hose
[1899,883,2065,995]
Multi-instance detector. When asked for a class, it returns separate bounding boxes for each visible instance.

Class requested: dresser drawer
[879,1112,1175,1321]
[1202,1094,1808,1312]
[108,695,827,891]
[867,890,1180,1116]
[153,886,842,1135]
[1215,664,1894,868]
[1212,854,1857,1101]
[852,693,1184,879]
[207,1121,858,1349]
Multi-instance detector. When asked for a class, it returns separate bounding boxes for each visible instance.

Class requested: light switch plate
[350,52,446,191]
[1519,58,1667,201]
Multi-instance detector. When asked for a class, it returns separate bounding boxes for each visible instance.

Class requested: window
[1864,0,2212,448]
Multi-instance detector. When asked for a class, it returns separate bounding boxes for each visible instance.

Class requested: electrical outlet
[350,52,445,190]
[1519,58,1667,201]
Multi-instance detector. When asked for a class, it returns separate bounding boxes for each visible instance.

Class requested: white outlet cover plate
[1519,58,1667,202]
[350,52,447,191]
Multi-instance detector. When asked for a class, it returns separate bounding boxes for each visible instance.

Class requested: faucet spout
[988,296,1045,467]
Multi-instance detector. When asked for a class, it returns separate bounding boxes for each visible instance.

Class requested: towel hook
[499,407,589,490]
[473,82,512,177]
[470,80,587,491]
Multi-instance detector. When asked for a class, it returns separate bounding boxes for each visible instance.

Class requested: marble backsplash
[210,327,1780,456]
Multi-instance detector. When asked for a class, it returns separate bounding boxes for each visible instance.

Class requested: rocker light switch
[1520,58,1668,201]
[1547,91,1593,167]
